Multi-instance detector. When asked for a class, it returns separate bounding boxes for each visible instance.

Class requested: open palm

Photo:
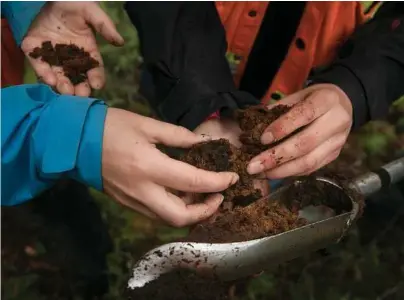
[21,2,124,96]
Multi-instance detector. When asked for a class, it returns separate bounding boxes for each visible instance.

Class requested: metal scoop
[128,157,404,289]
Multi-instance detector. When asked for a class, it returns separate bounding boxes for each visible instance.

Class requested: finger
[264,134,347,179]
[53,66,74,95]
[182,193,203,205]
[248,109,350,174]
[86,51,106,90]
[146,149,239,193]
[84,4,124,46]
[74,81,91,97]
[26,56,57,86]
[145,189,224,227]
[261,89,338,145]
[294,149,341,177]
[108,185,159,220]
[140,117,212,148]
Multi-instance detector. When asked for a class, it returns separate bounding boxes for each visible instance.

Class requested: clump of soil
[181,104,291,207]
[237,105,291,157]
[125,269,233,300]
[187,198,307,243]
[181,138,262,207]
[29,41,99,85]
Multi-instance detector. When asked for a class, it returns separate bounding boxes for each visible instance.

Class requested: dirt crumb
[29,41,99,85]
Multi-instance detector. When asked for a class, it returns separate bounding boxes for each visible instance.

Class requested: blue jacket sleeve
[1,1,46,45]
[1,84,108,206]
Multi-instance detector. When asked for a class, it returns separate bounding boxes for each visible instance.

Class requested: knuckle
[295,135,316,154]
[189,174,204,190]
[302,106,316,124]
[270,122,288,139]
[301,157,316,174]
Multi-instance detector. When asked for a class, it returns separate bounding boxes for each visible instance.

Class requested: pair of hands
[196,84,353,180]
[22,2,239,227]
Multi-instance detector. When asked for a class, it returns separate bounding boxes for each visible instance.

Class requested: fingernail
[261,132,274,145]
[247,161,265,175]
[230,174,239,185]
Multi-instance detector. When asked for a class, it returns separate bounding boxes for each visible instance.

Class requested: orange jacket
[216,1,380,104]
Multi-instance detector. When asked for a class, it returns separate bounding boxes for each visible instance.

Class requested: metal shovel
[128,157,404,289]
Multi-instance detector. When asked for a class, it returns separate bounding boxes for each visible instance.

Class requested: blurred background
[2,2,404,300]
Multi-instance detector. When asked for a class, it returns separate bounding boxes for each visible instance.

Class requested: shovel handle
[352,157,404,197]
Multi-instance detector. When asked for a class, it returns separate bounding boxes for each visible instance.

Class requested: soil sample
[186,198,307,243]
[180,138,262,207]
[181,104,291,207]
[29,41,99,85]
[125,269,233,300]
[237,104,292,157]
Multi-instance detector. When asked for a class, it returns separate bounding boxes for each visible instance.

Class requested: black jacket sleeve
[125,2,259,130]
[308,2,404,129]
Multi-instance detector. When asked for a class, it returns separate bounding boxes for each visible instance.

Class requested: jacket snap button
[248,10,257,17]
[295,38,305,50]
[271,93,282,101]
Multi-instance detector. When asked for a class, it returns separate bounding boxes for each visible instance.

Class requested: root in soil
[29,41,99,85]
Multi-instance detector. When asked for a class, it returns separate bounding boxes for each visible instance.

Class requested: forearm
[308,2,404,129]
[1,84,107,206]
[125,2,259,130]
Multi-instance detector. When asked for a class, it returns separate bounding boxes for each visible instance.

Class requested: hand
[21,1,124,97]
[102,109,239,227]
[247,84,353,178]
[193,118,270,202]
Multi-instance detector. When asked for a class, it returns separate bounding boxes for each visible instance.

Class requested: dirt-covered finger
[146,191,224,228]
[147,153,239,193]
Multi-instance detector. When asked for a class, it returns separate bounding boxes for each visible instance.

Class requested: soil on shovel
[29,41,99,85]
[126,104,356,300]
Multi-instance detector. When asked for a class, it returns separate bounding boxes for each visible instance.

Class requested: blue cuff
[33,93,107,192]
[69,102,108,191]
[2,1,46,45]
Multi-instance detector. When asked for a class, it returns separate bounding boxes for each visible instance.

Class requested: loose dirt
[125,269,233,300]
[126,104,357,300]
[29,41,99,85]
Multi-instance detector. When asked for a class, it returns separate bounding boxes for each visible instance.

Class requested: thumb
[84,3,125,46]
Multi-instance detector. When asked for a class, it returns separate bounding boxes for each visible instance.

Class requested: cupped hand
[21,1,124,97]
[247,84,353,178]
[102,109,239,227]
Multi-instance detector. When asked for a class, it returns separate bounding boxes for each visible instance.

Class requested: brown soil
[186,199,307,243]
[126,104,358,300]
[125,269,233,300]
[181,104,291,208]
[29,41,99,85]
